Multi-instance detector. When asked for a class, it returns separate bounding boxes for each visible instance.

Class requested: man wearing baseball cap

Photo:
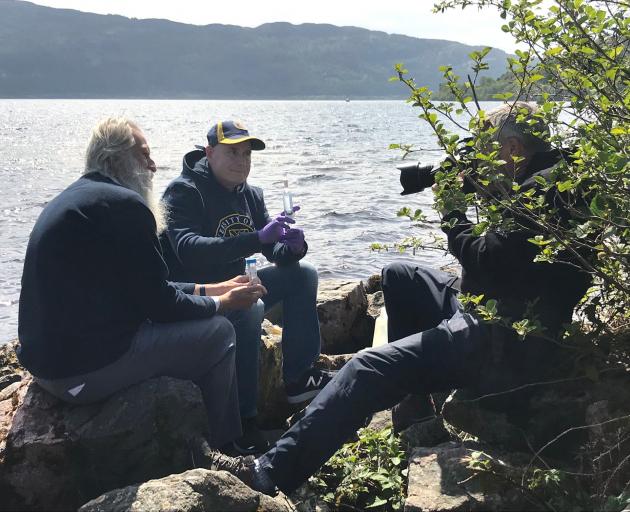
[161,120,331,455]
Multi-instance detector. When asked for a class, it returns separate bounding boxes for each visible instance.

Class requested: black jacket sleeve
[108,197,217,322]
[441,210,538,286]
[164,182,262,269]
[172,282,196,294]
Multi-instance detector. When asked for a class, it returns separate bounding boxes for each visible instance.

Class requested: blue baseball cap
[206,120,265,150]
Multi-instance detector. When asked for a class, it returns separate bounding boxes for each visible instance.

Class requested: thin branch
[525,414,630,478]
[455,367,626,405]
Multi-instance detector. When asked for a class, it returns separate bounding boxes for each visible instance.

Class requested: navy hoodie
[18,173,217,379]
[162,150,306,283]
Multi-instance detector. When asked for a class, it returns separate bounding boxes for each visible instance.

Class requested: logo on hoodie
[216,214,255,237]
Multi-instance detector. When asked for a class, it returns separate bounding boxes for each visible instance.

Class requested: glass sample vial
[282,173,294,216]
[245,257,258,282]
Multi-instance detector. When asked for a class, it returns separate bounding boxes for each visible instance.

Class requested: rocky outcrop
[264,278,381,355]
[442,368,630,457]
[0,340,25,394]
[1,377,209,511]
[258,320,292,428]
[79,468,291,512]
[405,442,532,512]
[399,416,451,450]
[317,280,371,353]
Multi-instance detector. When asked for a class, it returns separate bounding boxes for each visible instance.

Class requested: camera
[397,161,442,196]
[397,138,477,196]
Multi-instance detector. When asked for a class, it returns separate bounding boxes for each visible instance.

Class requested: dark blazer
[18,173,216,379]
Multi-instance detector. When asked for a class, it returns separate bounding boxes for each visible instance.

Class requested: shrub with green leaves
[309,427,407,511]
[387,1,630,509]
[392,0,629,345]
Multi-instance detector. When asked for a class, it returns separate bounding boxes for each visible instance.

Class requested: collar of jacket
[182,149,247,195]
[517,148,566,190]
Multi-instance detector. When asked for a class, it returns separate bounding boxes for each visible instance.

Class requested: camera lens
[398,162,437,195]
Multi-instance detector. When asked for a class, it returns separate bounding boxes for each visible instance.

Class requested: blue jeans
[225,261,321,418]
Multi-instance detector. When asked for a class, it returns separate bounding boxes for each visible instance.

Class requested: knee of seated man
[298,260,318,280]
[233,299,265,324]
[382,262,414,288]
[286,260,318,287]
[194,316,237,354]
[345,348,388,380]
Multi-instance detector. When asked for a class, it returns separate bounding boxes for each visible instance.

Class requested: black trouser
[383,262,463,413]
[258,264,488,493]
[382,262,462,340]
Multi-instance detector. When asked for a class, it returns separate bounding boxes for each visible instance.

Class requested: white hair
[85,117,167,235]
[85,117,137,177]
[485,101,551,156]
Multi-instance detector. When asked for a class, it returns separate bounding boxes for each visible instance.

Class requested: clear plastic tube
[282,174,294,216]
[245,257,258,282]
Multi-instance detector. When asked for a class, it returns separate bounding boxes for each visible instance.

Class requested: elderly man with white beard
[17,117,266,455]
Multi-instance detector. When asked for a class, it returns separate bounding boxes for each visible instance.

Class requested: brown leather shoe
[188,437,276,496]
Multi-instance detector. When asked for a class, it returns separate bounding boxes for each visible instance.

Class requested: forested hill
[0,1,510,99]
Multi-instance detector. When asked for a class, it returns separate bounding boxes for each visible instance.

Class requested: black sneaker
[188,437,276,495]
[285,367,336,404]
[233,417,270,456]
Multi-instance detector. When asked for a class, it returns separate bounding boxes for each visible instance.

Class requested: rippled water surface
[0,99,492,343]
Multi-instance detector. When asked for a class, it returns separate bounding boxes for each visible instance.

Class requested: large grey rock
[363,273,382,295]
[0,373,30,504]
[442,368,630,457]
[366,290,385,320]
[583,397,630,496]
[0,345,28,454]
[405,443,531,512]
[0,340,25,394]
[317,280,369,354]
[258,320,292,428]
[79,468,291,512]
[1,377,209,511]
[289,482,332,512]
[366,410,393,432]
[400,417,451,450]
[315,352,353,371]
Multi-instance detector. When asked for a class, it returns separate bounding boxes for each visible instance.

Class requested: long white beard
[102,156,168,236]
[142,187,168,236]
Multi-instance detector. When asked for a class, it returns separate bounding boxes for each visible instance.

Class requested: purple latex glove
[279,227,305,254]
[258,214,295,244]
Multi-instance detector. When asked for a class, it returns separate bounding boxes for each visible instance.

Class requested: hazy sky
[22,0,521,52]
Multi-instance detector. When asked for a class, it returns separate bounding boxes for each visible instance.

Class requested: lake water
[0,99,496,344]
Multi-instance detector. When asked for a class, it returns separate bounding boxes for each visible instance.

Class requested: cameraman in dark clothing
[385,103,590,428]
[198,102,592,496]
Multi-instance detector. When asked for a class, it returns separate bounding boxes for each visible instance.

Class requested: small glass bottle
[245,257,258,282]
[282,173,294,216]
